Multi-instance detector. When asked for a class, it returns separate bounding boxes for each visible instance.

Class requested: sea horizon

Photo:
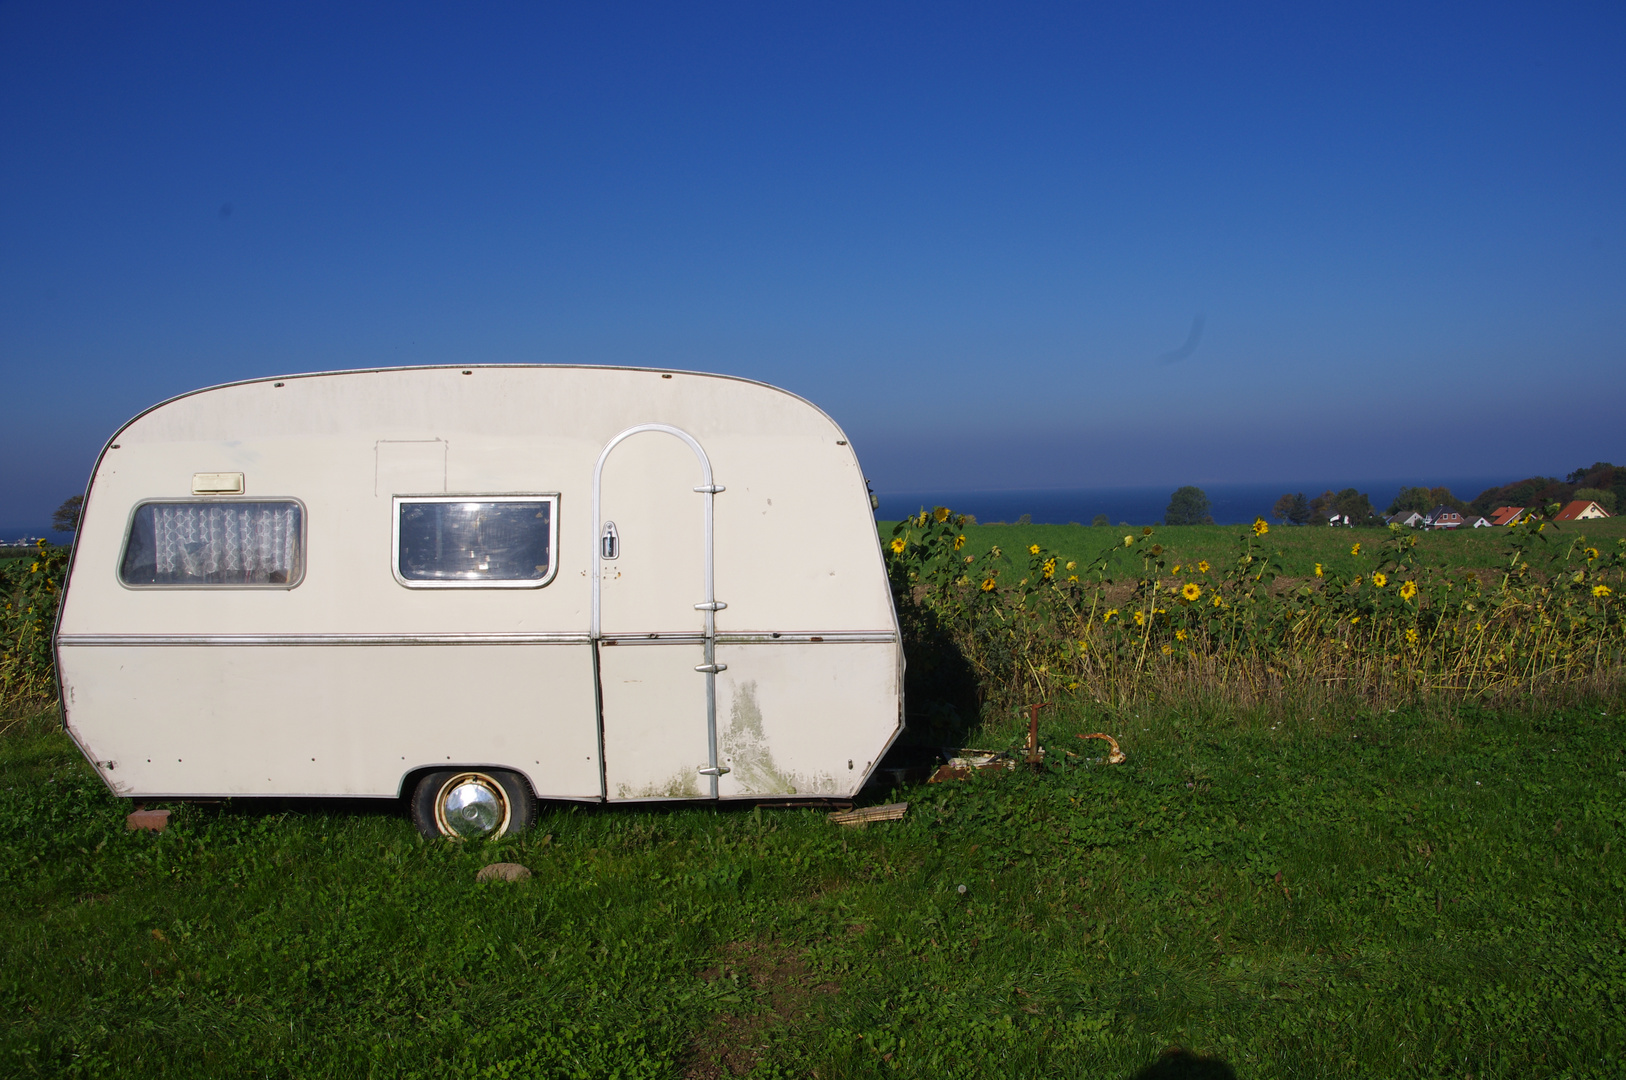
[876,476,1513,528]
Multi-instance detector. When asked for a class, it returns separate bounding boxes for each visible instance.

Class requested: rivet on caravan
[54,366,904,838]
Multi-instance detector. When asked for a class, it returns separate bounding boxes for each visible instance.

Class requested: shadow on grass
[1130,1048,1237,1079]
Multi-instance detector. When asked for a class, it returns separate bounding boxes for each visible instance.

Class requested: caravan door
[594,426,725,800]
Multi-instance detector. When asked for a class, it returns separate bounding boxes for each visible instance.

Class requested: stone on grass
[476,862,531,883]
[126,809,170,832]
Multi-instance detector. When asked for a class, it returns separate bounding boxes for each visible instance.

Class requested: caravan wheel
[410,769,536,840]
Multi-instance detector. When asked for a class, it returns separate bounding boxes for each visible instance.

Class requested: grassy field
[880,518,1626,583]
[3,697,1624,1078]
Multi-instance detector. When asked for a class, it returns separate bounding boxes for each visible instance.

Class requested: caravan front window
[119,501,304,587]
[394,496,558,588]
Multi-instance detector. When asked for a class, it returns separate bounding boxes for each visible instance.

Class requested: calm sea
[876,477,1510,527]
[3,475,1511,543]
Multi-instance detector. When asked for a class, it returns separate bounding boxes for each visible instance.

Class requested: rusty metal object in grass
[928,750,1017,782]
[828,802,908,826]
[1024,701,1051,769]
[1076,733,1126,764]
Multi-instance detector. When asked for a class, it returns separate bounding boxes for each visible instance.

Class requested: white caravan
[54,366,903,838]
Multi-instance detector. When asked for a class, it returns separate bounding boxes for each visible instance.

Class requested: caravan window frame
[391,494,561,590]
[116,497,308,590]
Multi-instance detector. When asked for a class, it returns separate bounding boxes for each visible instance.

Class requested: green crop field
[880,517,1626,584]
[2,698,1623,1078]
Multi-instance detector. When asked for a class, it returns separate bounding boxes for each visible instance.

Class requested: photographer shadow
[1130,1048,1236,1079]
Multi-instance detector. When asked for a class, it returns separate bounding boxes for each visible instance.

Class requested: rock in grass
[476,862,531,883]
[126,809,170,832]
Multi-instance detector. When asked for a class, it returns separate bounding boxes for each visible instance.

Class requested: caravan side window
[394,496,559,588]
[120,501,305,587]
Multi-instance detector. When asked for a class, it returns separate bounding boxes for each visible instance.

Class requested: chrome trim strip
[716,632,898,645]
[57,633,591,647]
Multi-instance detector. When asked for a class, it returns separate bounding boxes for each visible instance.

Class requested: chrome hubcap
[438,776,505,837]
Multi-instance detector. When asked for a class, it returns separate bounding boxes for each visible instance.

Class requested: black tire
[409,768,536,840]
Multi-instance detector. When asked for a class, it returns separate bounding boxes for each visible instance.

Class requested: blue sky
[3,2,1623,528]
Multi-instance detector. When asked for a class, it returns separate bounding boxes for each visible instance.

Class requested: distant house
[1327,513,1350,526]
[1427,506,1465,530]
[1488,506,1529,527]
[1387,510,1426,528]
[1468,515,1493,528]
[1554,500,1611,521]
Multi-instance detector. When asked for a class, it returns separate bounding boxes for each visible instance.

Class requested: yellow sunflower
[934,506,950,522]
[953,534,966,551]
[1253,517,1269,536]
[1405,627,1419,645]
[889,537,906,554]
[1160,643,1173,655]
[1182,582,1201,601]
[1133,611,1145,626]
[1351,575,1362,587]
[1399,580,1418,600]
[1314,563,1323,578]
[1175,628,1188,641]
[1350,543,1361,556]
[981,578,997,592]
[1029,544,1041,556]
[1595,584,1613,598]
[1103,608,1118,622]
[1123,535,1134,547]
[1372,572,1387,588]
[1586,547,1600,562]
[1042,557,1057,579]
[1197,560,1209,573]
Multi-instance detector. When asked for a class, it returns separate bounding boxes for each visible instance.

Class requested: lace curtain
[121,502,302,586]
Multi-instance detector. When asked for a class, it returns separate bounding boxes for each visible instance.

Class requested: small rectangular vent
[192,472,245,495]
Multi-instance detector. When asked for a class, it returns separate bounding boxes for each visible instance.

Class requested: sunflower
[934,506,950,522]
[916,511,928,527]
[1595,584,1613,598]
[1372,572,1387,588]
[1123,535,1134,547]
[1399,580,1418,600]
[1212,595,1223,608]
[1253,517,1269,536]
[1103,608,1118,622]
[981,578,997,592]
[1351,575,1362,587]
[1133,611,1145,626]
[953,534,966,551]
[1065,560,1076,571]
[1175,628,1188,641]
[889,537,906,554]
[1029,544,1041,556]
[1143,527,1154,536]
[1042,557,1057,579]
[1067,574,1078,582]
[1314,563,1323,578]
[1586,547,1600,562]
[1182,582,1202,602]
[1160,643,1173,655]
[1350,543,1361,556]
[1405,627,1419,645]
[1151,544,1163,556]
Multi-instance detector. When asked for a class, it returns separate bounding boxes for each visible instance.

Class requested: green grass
[3,698,1624,1078]
[882,517,1626,582]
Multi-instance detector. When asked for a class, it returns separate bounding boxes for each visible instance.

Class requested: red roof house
[1554,500,1611,521]
[1488,506,1528,526]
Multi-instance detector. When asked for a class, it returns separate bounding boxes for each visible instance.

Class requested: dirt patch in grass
[685,941,838,1079]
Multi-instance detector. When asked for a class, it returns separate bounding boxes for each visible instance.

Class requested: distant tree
[1016,513,1032,526]
[52,495,84,533]
[1309,490,1337,522]
[1573,488,1617,513]
[1428,487,1467,513]
[1091,514,1109,527]
[1288,493,1311,525]
[1164,486,1211,526]
[1314,488,1377,525]
[960,513,977,525]
[1387,486,1433,515]
[1272,493,1296,522]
